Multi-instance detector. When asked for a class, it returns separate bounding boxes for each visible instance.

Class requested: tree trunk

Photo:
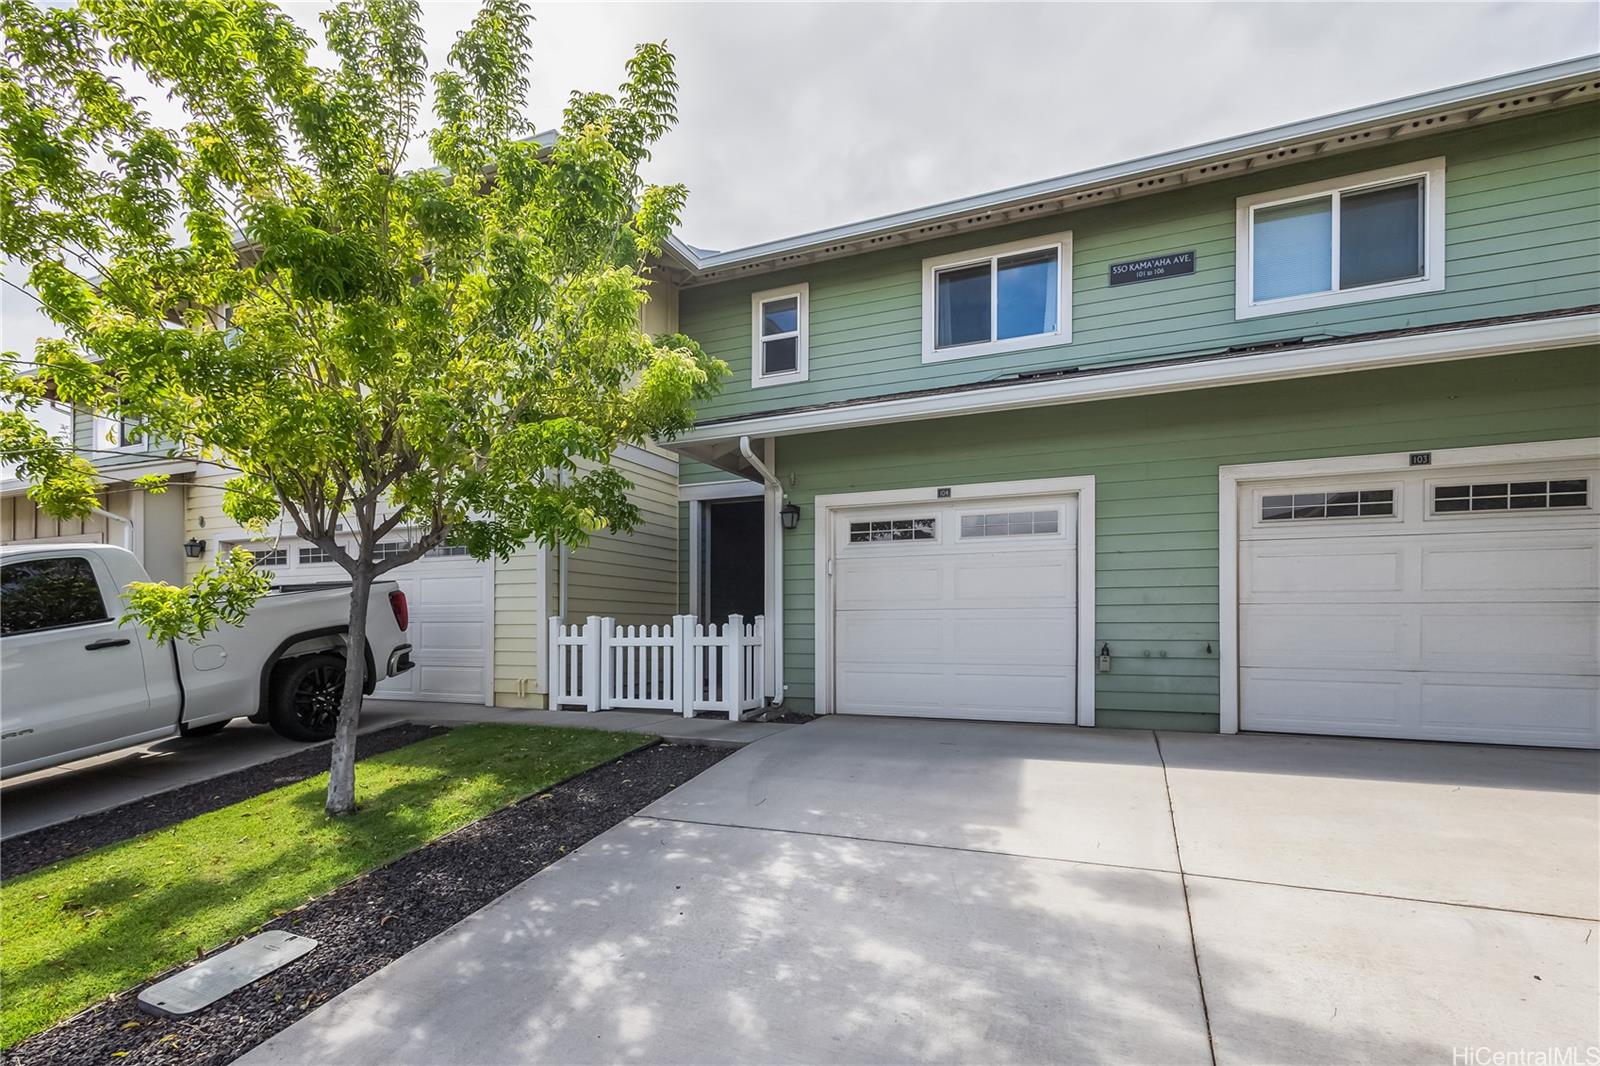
[325,566,374,816]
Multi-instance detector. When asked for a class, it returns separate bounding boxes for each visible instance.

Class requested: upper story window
[922,232,1071,363]
[1236,158,1445,319]
[750,283,809,388]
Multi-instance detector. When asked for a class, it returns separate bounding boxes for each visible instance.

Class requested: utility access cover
[138,930,317,1017]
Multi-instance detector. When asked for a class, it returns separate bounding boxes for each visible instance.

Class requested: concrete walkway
[240,717,1600,1065]
[0,701,790,839]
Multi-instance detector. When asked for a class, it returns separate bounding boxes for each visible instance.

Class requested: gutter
[91,507,134,551]
[738,435,784,707]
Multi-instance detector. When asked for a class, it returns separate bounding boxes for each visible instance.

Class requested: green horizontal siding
[680,104,1599,423]
[768,347,1599,724]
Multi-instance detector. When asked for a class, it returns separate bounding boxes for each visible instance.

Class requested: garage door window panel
[1433,479,1589,514]
[848,517,937,544]
[959,509,1062,538]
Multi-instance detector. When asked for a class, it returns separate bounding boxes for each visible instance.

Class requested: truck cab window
[0,557,110,635]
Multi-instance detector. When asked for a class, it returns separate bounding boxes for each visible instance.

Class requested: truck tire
[268,653,346,741]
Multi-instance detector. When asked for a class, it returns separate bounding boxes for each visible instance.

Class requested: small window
[117,415,145,448]
[1237,159,1444,318]
[1,557,110,635]
[298,546,332,564]
[751,284,809,388]
[245,547,288,568]
[959,510,1060,538]
[1434,479,1588,514]
[848,517,936,544]
[426,541,469,558]
[371,541,409,561]
[923,234,1071,362]
[1261,489,1394,522]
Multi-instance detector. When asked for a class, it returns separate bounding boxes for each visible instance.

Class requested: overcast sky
[3,0,1596,383]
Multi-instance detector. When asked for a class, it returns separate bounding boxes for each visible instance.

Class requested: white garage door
[240,538,491,705]
[1238,459,1599,748]
[832,494,1078,723]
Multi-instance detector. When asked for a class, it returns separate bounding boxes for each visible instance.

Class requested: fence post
[724,615,742,721]
[672,614,693,718]
[597,617,617,711]
[548,616,562,706]
[581,615,603,712]
[753,615,766,712]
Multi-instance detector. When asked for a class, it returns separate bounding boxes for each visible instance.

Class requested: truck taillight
[389,589,409,632]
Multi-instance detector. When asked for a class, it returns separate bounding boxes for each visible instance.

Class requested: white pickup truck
[0,543,413,777]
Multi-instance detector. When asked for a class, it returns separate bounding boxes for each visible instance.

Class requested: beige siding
[559,444,680,626]
[493,545,546,709]
[3,486,186,584]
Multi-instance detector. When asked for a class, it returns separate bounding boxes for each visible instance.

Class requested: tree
[0,0,727,814]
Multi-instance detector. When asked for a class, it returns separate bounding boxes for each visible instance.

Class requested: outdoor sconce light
[183,537,207,559]
[779,502,801,530]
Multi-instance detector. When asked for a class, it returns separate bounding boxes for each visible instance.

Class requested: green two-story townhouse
[656,55,1600,749]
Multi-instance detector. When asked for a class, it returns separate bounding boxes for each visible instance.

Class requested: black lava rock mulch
[1,724,446,881]
[3,741,727,1066]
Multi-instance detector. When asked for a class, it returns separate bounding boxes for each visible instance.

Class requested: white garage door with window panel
[827,492,1082,723]
[1233,452,1599,748]
[232,537,492,705]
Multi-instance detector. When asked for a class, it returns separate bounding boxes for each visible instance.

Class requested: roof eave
[669,54,1600,284]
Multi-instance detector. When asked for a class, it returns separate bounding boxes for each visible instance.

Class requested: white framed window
[751,283,809,388]
[1431,477,1589,515]
[1236,158,1445,319]
[922,232,1071,363]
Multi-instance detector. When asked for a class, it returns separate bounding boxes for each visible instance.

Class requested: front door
[701,499,765,624]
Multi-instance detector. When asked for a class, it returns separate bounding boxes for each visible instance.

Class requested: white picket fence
[549,614,765,719]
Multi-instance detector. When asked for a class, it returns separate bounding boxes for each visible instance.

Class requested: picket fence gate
[549,614,765,719]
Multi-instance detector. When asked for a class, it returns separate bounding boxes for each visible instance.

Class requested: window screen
[759,295,801,375]
[1,556,110,635]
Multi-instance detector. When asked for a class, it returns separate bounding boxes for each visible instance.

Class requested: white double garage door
[254,540,491,704]
[825,452,1598,748]
[1238,454,1598,748]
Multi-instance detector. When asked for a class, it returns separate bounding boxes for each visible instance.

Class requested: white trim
[1215,436,1600,734]
[813,475,1096,726]
[921,231,1072,363]
[1235,158,1446,319]
[534,545,550,696]
[670,313,1600,447]
[680,478,764,501]
[751,283,810,389]
[687,499,703,617]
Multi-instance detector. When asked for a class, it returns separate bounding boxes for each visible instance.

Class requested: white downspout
[91,507,134,551]
[738,435,784,706]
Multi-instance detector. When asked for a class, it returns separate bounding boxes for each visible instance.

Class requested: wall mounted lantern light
[779,502,801,530]
[183,537,207,559]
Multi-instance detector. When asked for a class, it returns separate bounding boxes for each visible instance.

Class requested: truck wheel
[179,719,231,738]
[269,653,346,741]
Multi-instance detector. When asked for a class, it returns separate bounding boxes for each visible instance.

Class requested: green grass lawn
[0,723,651,1048]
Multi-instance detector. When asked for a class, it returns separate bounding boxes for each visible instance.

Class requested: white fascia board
[0,458,199,496]
[669,313,1600,447]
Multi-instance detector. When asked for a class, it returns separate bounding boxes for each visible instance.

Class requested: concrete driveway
[241,717,1599,1065]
